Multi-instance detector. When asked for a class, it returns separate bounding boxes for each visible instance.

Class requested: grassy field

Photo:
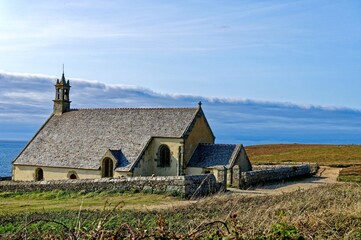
[338,166,361,183]
[1,144,361,239]
[246,144,361,166]
[0,183,360,239]
[0,190,182,214]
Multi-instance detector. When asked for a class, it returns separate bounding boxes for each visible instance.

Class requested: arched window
[158,145,171,167]
[69,174,77,179]
[35,168,43,181]
[102,158,114,178]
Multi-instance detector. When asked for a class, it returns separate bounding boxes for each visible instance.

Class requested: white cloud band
[1,71,360,144]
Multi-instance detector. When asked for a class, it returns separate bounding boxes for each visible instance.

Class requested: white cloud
[0,70,361,144]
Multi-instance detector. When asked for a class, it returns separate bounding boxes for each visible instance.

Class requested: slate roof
[187,144,242,169]
[13,107,199,171]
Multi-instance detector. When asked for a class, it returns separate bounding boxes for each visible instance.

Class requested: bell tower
[53,67,71,115]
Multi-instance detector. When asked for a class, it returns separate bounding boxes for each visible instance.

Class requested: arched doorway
[35,168,44,181]
[158,145,171,167]
[102,158,113,178]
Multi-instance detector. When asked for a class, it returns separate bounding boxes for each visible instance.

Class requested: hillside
[245,144,361,166]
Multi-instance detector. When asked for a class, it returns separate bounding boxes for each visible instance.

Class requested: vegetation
[1,183,360,239]
[1,144,361,239]
[338,166,361,183]
[0,189,182,214]
[246,144,361,166]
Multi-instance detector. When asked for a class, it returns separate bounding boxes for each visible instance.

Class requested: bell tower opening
[53,65,71,115]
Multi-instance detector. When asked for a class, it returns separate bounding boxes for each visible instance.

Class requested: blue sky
[0,0,360,144]
[1,72,361,145]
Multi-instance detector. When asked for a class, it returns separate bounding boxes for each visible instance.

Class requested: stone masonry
[240,164,312,188]
[0,174,220,199]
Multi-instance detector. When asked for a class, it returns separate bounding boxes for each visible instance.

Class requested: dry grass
[246,144,361,166]
[182,183,361,239]
[2,183,360,239]
[338,166,361,183]
[2,144,361,238]
[340,166,361,175]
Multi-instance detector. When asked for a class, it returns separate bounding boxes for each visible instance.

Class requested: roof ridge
[199,143,237,146]
[70,107,198,111]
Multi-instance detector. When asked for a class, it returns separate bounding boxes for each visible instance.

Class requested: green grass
[0,189,182,214]
[246,144,361,166]
[1,144,361,238]
[1,183,360,239]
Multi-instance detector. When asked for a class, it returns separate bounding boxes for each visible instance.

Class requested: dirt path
[133,167,342,210]
[137,167,342,210]
[228,166,341,196]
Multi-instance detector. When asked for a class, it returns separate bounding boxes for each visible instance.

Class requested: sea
[0,141,27,177]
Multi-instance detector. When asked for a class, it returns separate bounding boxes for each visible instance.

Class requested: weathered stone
[240,164,311,188]
[0,174,221,199]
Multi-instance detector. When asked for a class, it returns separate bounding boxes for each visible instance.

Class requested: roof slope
[14,108,198,171]
[187,144,242,169]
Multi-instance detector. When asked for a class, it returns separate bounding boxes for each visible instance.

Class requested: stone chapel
[12,72,252,182]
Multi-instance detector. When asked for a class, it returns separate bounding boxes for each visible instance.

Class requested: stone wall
[216,166,240,188]
[240,164,311,188]
[192,163,315,190]
[184,174,221,198]
[232,166,240,188]
[0,174,220,199]
[253,162,319,174]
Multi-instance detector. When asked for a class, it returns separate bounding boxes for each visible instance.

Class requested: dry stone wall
[216,166,240,188]
[215,164,313,189]
[214,163,314,189]
[253,162,319,174]
[240,164,311,188]
[0,174,220,199]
